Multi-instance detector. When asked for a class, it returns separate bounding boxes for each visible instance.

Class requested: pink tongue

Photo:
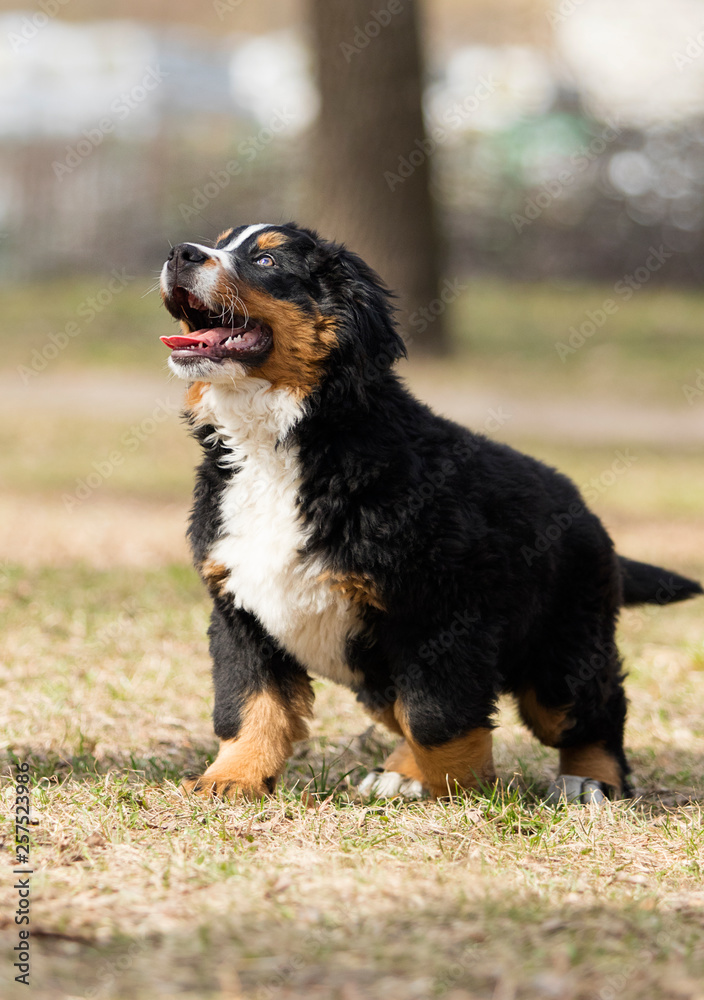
[160,327,230,349]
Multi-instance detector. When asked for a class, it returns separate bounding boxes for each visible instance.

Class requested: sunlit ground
[1,276,703,999]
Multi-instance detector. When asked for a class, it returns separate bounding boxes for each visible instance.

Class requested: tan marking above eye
[217,228,234,245]
[256,231,288,251]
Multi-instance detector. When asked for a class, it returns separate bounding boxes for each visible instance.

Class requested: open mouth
[161,287,272,363]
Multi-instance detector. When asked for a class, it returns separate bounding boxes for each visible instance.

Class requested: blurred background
[0,0,702,585]
[2,7,703,995]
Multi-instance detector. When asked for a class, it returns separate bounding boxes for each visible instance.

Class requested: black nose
[169,243,210,267]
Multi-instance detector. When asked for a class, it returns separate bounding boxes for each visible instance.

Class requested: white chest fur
[197,381,362,688]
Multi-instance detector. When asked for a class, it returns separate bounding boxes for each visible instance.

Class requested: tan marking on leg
[382,739,425,783]
[559,743,622,790]
[256,231,288,251]
[406,728,496,797]
[364,703,403,736]
[517,688,573,747]
[318,570,385,611]
[200,557,229,597]
[395,703,495,796]
[183,678,314,799]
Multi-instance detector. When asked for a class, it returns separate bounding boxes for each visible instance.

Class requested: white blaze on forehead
[178,225,278,267]
[222,223,276,251]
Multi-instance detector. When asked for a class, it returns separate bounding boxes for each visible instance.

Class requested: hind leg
[517,665,631,802]
[555,670,632,799]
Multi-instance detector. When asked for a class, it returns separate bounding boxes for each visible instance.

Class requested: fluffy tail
[618,555,703,607]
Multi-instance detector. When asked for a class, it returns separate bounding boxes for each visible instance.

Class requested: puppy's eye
[254,254,276,267]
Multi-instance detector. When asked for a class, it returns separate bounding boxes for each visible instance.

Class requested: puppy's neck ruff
[190,378,307,449]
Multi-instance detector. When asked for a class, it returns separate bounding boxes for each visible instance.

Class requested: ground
[1,277,703,999]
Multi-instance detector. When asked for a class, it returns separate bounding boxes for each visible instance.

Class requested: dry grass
[1,277,704,998]
[0,527,702,999]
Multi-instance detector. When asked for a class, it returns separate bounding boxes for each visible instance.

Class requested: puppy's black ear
[324,245,407,371]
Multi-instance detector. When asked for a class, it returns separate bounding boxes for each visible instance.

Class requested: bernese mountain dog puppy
[159,222,701,804]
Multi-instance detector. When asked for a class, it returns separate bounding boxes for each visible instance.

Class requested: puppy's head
[160,222,406,397]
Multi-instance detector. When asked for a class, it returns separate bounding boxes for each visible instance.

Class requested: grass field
[1,275,703,999]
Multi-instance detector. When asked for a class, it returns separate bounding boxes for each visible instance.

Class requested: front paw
[181,772,277,800]
[357,769,427,801]
[545,774,610,805]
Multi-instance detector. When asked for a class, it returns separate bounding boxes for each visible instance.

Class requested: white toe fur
[546,774,608,805]
[358,770,427,801]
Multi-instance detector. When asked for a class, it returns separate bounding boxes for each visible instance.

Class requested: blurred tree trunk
[308,0,447,354]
